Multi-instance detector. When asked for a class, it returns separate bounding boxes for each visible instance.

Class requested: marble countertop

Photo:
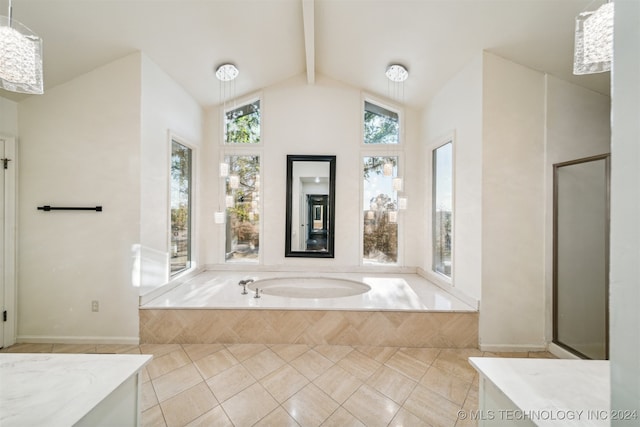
[469,357,611,427]
[0,353,152,427]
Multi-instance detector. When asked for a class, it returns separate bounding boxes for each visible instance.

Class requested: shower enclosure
[553,154,609,359]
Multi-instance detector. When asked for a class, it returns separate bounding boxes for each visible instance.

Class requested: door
[1,137,17,348]
[306,194,329,251]
[553,154,609,359]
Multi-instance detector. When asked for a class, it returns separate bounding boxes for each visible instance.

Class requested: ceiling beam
[302,0,315,84]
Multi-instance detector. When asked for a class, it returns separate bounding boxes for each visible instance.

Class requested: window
[170,139,192,275]
[363,101,399,145]
[225,155,260,262]
[433,141,453,277]
[225,99,261,144]
[363,156,399,264]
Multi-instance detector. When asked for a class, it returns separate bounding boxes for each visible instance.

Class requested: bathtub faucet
[238,279,254,295]
[254,288,261,299]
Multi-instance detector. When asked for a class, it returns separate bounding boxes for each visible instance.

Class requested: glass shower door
[553,154,609,359]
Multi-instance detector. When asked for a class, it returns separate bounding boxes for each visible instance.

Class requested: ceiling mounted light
[573,2,614,75]
[385,64,408,82]
[0,0,43,94]
[215,63,239,81]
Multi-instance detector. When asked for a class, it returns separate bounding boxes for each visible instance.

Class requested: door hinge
[1,158,10,169]
[2,311,6,322]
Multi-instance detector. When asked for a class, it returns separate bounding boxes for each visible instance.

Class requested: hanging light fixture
[216,63,239,180]
[215,63,239,224]
[573,1,614,75]
[384,63,408,209]
[385,64,408,82]
[215,63,239,81]
[0,0,43,94]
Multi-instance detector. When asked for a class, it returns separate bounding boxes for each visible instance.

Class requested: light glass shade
[383,162,393,177]
[219,162,229,177]
[388,210,398,224]
[573,2,614,75]
[392,177,403,191]
[229,175,240,189]
[225,195,234,208]
[214,211,225,224]
[0,16,43,94]
[385,64,408,82]
[398,197,408,210]
[215,63,239,81]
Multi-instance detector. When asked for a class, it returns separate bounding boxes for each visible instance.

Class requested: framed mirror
[285,155,336,257]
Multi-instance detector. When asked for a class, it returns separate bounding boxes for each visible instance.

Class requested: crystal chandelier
[0,0,43,94]
[573,2,614,75]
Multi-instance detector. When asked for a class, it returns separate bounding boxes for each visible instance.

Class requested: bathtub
[247,277,371,298]
[139,271,479,347]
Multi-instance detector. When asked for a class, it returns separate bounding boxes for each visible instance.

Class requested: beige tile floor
[1,343,555,427]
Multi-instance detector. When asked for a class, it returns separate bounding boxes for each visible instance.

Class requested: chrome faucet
[238,279,254,295]
[254,288,261,298]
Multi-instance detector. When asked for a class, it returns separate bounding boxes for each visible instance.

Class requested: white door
[0,137,16,348]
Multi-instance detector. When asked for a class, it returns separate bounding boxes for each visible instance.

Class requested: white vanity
[0,353,152,427]
[470,358,612,427]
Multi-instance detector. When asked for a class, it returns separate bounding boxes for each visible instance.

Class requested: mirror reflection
[285,155,336,257]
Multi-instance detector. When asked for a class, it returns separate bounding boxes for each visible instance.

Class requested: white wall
[204,73,421,269]
[480,52,547,351]
[421,53,483,304]
[139,54,203,296]
[0,97,18,137]
[17,53,142,343]
[610,0,640,416]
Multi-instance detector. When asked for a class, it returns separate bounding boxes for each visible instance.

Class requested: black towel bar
[37,206,102,212]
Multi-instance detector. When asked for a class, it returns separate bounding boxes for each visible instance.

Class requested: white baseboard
[479,343,547,352]
[17,335,140,345]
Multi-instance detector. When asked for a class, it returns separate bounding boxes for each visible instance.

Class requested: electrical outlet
[91,300,99,312]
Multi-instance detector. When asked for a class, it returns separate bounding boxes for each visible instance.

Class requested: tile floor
[1,343,555,427]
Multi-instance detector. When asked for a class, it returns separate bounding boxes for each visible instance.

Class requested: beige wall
[0,97,18,137]
[139,54,203,296]
[421,52,483,305]
[17,53,142,343]
[480,52,547,351]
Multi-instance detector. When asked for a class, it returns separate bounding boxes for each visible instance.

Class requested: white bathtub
[141,272,476,311]
[247,277,371,298]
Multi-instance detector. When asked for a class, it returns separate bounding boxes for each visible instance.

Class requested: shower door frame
[552,153,610,360]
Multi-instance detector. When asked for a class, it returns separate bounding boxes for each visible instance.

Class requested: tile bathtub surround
[139,309,479,348]
[1,343,555,427]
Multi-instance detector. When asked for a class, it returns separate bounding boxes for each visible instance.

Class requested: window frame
[168,133,197,278]
[220,149,263,264]
[430,135,455,282]
[222,93,263,146]
[361,94,404,148]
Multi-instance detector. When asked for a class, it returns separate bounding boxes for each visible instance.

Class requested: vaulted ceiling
[1,0,610,108]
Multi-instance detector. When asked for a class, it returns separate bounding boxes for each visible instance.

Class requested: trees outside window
[363,156,398,264]
[170,140,192,275]
[225,100,260,144]
[433,141,453,277]
[225,155,260,262]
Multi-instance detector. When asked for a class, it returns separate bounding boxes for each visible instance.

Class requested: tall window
[363,156,398,264]
[225,155,260,262]
[170,140,192,275]
[225,99,261,144]
[433,141,453,277]
[364,101,399,145]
